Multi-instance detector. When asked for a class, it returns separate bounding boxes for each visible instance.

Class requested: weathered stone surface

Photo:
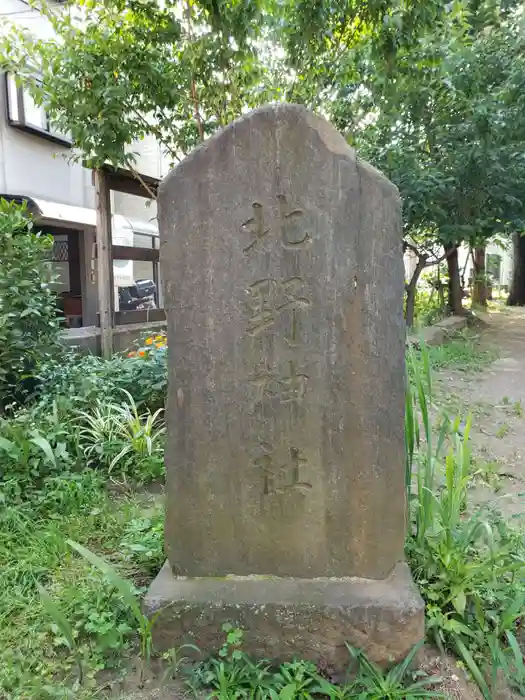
[144,561,424,671]
[408,315,468,347]
[437,315,469,333]
[159,104,406,580]
[151,104,424,665]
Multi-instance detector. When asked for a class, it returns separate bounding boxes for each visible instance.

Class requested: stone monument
[145,104,424,669]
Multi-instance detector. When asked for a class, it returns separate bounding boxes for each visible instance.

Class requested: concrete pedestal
[144,561,424,671]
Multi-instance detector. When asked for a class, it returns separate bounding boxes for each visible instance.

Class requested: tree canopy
[2,0,525,314]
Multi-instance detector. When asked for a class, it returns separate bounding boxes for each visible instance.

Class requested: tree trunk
[508,233,525,306]
[472,246,488,307]
[405,258,427,328]
[445,243,464,315]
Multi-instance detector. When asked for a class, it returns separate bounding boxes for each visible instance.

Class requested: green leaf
[279,683,297,700]
[454,637,491,700]
[36,581,83,683]
[452,590,467,615]
[30,435,56,467]
[0,436,17,455]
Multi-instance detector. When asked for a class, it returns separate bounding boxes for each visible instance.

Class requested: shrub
[0,398,82,508]
[412,287,445,328]
[0,199,61,411]
[38,339,167,414]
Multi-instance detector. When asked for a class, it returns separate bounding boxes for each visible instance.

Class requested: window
[50,234,71,293]
[5,73,72,147]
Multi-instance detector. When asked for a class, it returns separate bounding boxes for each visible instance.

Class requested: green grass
[0,480,164,699]
[421,331,498,372]
[0,331,522,700]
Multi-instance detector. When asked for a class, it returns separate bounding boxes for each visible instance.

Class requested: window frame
[4,73,73,148]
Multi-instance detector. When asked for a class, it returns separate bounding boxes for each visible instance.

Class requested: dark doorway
[39,226,83,327]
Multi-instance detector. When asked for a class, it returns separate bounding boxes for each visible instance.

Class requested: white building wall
[1,0,168,326]
[0,0,166,221]
[459,240,513,288]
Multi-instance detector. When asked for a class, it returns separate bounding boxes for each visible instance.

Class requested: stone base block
[144,561,424,672]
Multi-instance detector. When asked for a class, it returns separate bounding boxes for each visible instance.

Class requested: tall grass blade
[506,630,525,679]
[67,540,144,627]
[454,637,491,700]
[36,581,83,683]
[387,641,422,684]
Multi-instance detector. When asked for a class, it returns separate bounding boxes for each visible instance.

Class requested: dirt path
[436,306,525,519]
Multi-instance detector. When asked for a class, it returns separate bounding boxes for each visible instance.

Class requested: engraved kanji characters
[245,277,311,337]
[241,194,313,497]
[277,194,312,250]
[241,195,312,254]
[241,203,270,253]
[253,445,312,495]
[248,361,309,405]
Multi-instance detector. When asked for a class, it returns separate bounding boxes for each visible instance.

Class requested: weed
[420,331,498,372]
[494,396,524,416]
[36,581,83,683]
[345,643,442,699]
[67,540,160,683]
[0,490,161,699]
[120,512,165,578]
[471,457,501,490]
[497,630,525,694]
[496,423,510,438]
[406,342,525,699]
[190,628,443,700]
[161,644,201,685]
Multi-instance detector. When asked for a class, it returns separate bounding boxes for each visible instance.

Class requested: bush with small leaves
[0,199,61,412]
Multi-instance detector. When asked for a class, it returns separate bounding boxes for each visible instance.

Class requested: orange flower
[155,342,164,349]
[128,351,136,357]
[138,350,146,357]
[145,337,154,345]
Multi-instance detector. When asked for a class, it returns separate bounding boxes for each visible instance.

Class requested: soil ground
[437,306,525,522]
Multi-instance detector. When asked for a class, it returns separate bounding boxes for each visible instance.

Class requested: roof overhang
[0,194,158,235]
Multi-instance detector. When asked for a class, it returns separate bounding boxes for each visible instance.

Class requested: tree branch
[124,158,158,201]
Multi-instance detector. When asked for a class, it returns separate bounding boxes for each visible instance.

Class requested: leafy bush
[0,383,165,507]
[411,285,445,328]
[0,400,82,508]
[0,199,61,411]
[0,332,167,696]
[38,340,167,414]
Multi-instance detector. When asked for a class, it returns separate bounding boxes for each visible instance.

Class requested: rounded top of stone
[159,103,396,198]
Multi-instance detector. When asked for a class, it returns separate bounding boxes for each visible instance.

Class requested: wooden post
[94,169,113,358]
